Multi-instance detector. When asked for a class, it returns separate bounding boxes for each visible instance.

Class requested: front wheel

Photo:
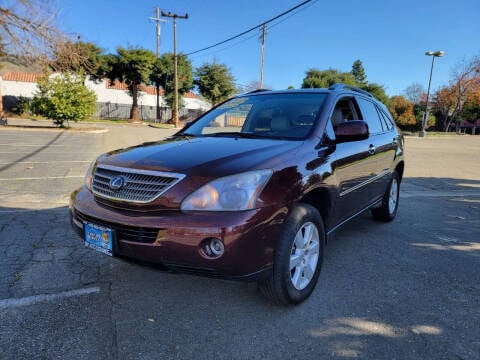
[259,203,325,305]
[372,171,400,222]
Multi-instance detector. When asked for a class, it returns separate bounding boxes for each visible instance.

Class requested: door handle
[368,144,376,155]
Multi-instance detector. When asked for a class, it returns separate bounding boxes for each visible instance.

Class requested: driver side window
[331,98,361,128]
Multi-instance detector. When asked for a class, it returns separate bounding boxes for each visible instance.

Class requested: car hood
[98,136,302,176]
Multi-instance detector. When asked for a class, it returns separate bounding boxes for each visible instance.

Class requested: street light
[419,50,444,137]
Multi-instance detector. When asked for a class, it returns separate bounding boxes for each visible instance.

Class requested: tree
[301,68,356,88]
[195,62,235,106]
[351,60,367,85]
[388,95,417,130]
[433,86,456,131]
[404,82,425,104]
[150,53,194,121]
[31,74,97,127]
[0,0,60,55]
[433,56,480,131]
[458,85,480,134]
[0,35,5,57]
[361,83,389,105]
[243,80,273,92]
[1,0,62,113]
[301,65,389,105]
[51,40,104,77]
[105,47,157,122]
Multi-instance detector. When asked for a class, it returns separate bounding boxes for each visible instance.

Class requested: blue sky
[59,0,479,96]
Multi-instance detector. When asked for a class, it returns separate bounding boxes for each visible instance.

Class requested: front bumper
[70,187,287,280]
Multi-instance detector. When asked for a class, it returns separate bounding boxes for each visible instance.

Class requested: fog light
[201,238,225,258]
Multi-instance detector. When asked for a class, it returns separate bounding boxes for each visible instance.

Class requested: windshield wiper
[204,132,253,138]
[204,132,291,139]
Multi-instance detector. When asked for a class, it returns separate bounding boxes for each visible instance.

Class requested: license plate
[84,222,113,256]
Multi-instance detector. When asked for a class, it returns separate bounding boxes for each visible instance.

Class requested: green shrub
[12,96,31,115]
[31,74,97,127]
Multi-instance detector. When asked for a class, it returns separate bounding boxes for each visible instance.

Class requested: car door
[355,96,395,204]
[330,97,375,224]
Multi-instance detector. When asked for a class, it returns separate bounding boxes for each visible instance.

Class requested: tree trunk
[156,84,160,122]
[445,116,455,132]
[130,85,140,123]
[171,107,178,126]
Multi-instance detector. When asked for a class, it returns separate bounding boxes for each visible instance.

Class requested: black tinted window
[357,98,384,134]
[378,108,394,130]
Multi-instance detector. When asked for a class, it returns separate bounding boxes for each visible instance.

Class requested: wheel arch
[297,187,333,240]
[395,161,405,182]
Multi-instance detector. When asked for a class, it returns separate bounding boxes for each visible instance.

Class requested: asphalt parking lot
[0,124,479,360]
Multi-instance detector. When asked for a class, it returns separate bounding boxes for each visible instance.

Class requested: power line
[186,1,318,60]
[185,0,316,56]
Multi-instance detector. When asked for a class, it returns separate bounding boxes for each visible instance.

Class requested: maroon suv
[70,84,404,304]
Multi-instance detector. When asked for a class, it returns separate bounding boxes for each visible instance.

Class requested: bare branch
[0,0,61,57]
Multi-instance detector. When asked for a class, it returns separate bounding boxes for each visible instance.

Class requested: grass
[80,118,130,124]
[403,131,467,136]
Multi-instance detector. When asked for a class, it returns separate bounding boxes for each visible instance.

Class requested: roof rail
[328,83,373,98]
[245,88,271,94]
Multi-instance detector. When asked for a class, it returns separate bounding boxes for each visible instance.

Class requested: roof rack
[328,83,373,98]
[245,88,271,94]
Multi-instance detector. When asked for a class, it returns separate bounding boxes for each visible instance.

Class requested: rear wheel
[372,171,400,222]
[259,203,324,305]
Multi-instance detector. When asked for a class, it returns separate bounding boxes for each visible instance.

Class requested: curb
[0,125,109,133]
[147,124,178,130]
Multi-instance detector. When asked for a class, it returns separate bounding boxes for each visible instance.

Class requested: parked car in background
[70,84,405,304]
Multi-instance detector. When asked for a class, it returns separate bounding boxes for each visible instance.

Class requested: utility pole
[161,11,188,128]
[149,8,167,122]
[259,23,267,89]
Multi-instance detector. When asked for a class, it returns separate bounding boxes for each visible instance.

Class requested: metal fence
[2,96,205,123]
[94,102,205,123]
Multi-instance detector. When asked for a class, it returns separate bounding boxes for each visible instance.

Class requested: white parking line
[0,206,69,213]
[0,161,91,165]
[0,287,101,309]
[0,175,84,181]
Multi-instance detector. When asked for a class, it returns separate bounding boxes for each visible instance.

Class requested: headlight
[181,170,273,211]
[85,160,96,190]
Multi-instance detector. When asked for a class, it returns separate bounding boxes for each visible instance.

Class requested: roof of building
[2,72,41,83]
[2,72,199,99]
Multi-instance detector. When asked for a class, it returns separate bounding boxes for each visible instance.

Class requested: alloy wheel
[388,178,399,215]
[289,222,320,290]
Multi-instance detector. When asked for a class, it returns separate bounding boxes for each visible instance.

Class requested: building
[0,72,211,122]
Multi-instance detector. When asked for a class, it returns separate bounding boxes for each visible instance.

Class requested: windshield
[181,93,327,140]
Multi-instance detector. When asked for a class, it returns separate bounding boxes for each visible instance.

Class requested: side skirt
[326,198,382,241]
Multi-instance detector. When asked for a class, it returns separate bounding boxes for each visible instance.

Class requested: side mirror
[334,120,369,142]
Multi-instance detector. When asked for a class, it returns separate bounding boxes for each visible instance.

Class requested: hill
[0,55,45,75]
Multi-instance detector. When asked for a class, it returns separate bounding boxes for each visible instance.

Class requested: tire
[259,203,325,305]
[372,171,400,222]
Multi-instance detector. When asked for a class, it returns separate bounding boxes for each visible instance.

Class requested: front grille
[92,164,185,203]
[74,210,160,244]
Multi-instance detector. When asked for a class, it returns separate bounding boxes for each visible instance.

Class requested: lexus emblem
[109,176,125,190]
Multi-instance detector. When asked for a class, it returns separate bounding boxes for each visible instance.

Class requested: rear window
[182,93,327,140]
